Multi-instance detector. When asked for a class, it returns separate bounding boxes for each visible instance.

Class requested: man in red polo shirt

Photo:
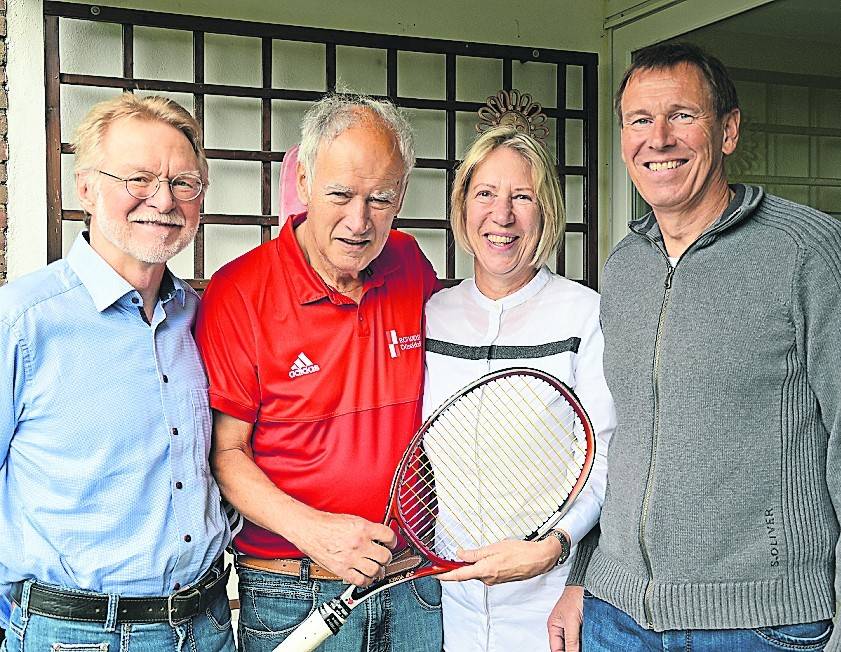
[195,94,440,651]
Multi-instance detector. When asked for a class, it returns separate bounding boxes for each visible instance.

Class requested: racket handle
[272,600,346,652]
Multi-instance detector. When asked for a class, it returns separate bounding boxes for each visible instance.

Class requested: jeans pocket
[752,620,832,649]
[7,603,23,640]
[50,646,109,651]
[410,577,442,610]
[205,592,233,632]
[237,569,318,637]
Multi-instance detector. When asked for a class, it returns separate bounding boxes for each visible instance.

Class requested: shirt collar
[467,265,551,311]
[281,213,396,305]
[66,232,186,312]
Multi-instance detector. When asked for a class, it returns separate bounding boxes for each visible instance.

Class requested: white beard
[93,194,198,264]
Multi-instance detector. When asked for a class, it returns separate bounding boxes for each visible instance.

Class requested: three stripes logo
[288,352,321,378]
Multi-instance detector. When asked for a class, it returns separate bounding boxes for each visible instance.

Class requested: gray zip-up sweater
[571,185,841,642]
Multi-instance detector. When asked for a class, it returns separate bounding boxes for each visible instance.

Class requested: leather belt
[10,557,229,626]
[237,556,341,581]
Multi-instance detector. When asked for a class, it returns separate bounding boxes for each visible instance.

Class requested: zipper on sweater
[638,260,674,628]
[629,202,741,626]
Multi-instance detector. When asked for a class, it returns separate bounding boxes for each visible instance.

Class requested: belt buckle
[167,585,201,627]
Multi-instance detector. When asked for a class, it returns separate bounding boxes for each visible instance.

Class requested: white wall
[7,0,47,279]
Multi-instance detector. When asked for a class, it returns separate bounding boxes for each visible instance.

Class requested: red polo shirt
[196,214,438,559]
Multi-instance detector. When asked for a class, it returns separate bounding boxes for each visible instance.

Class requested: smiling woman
[422,125,616,652]
[450,125,564,299]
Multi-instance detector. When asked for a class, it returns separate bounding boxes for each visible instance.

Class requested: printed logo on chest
[386,329,421,358]
[288,352,321,378]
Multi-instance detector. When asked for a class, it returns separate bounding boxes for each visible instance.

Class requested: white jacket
[424,267,615,652]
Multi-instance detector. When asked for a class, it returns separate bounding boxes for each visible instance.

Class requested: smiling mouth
[646,160,687,172]
[337,237,370,247]
[131,220,183,227]
[486,234,517,246]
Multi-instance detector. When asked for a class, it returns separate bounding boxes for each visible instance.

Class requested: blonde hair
[450,126,565,269]
[72,93,207,179]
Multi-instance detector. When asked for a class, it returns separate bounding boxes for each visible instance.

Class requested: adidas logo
[288,352,321,378]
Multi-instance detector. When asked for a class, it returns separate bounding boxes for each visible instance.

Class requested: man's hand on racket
[548,585,584,652]
[437,534,565,585]
[274,369,596,651]
[293,510,396,587]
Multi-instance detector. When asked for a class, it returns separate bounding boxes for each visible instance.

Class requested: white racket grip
[272,608,337,652]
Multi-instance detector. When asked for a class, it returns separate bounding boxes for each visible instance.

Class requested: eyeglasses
[97,170,205,201]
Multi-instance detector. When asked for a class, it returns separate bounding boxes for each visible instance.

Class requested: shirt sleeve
[797,242,841,636]
[555,295,616,548]
[0,319,26,629]
[0,320,19,469]
[195,273,260,423]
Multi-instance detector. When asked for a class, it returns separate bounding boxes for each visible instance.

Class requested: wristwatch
[538,529,571,566]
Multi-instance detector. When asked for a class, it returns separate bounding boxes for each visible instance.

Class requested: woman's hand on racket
[548,585,584,652]
[437,534,566,585]
[292,510,396,586]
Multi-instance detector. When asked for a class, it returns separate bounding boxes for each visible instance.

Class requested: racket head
[389,367,595,564]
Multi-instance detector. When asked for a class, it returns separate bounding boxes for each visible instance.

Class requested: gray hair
[298,93,415,191]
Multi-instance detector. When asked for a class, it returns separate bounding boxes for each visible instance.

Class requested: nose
[146,179,176,213]
[489,194,515,226]
[344,197,371,234]
[649,115,676,150]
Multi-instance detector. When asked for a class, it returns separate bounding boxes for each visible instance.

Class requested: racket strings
[457,381,582,491]
[446,379,583,535]
[396,374,589,561]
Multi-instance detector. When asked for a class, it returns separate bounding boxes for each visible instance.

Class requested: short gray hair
[298,93,415,191]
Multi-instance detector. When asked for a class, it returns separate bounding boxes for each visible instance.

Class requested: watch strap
[539,529,571,566]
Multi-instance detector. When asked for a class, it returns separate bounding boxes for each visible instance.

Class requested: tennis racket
[274,367,595,652]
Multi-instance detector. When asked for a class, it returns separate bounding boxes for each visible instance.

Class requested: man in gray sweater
[548,42,841,652]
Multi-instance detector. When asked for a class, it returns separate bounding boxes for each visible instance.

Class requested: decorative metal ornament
[476,89,550,142]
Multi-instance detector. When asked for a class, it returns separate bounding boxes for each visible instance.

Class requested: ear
[76,171,98,216]
[295,161,310,207]
[721,108,741,156]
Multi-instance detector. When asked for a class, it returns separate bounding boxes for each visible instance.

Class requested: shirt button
[162,374,169,383]
[131,296,139,304]
[184,534,192,542]
[171,427,178,436]
[175,481,183,489]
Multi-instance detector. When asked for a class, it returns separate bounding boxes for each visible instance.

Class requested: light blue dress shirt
[0,233,229,628]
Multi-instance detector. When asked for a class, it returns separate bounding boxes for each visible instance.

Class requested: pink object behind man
[278,145,306,226]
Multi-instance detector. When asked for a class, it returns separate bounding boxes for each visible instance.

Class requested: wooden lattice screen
[44,1,599,288]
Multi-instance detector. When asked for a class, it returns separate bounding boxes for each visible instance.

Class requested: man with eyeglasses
[0,94,234,651]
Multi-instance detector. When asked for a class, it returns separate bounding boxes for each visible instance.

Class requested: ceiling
[702,0,841,46]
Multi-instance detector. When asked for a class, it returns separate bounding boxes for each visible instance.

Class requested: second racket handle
[272,601,346,652]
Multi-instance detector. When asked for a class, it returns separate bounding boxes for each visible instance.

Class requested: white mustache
[128,211,185,226]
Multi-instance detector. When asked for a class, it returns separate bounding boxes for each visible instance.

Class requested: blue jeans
[583,591,832,651]
[1,581,235,652]
[236,563,443,652]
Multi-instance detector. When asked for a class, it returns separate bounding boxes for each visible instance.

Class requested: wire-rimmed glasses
[98,170,205,201]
